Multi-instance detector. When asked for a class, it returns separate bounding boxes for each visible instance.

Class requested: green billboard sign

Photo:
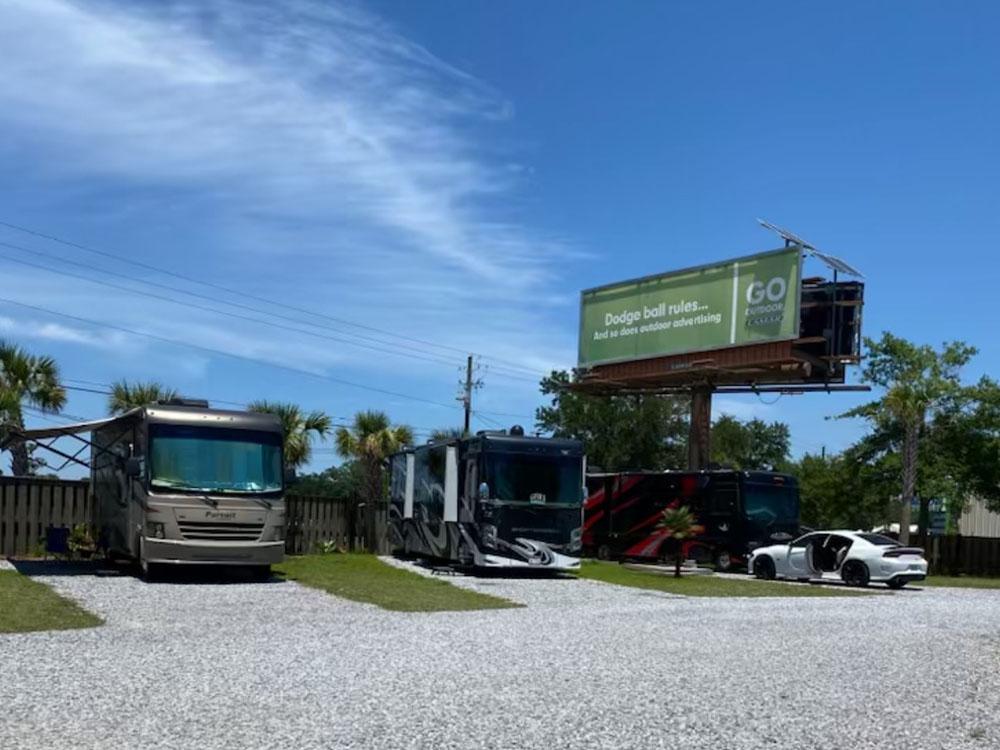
[578,247,801,367]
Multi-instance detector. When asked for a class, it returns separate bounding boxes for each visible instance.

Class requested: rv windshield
[149,425,282,494]
[743,482,799,524]
[484,453,582,505]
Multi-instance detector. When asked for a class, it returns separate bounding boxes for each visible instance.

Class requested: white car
[748,530,928,589]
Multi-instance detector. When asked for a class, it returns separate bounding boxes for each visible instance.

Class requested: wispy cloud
[0,0,568,286]
[0,0,581,412]
[0,315,128,351]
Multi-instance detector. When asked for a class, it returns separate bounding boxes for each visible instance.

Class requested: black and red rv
[583,470,800,570]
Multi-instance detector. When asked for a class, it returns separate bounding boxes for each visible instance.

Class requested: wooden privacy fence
[924,535,1000,577]
[0,477,389,557]
[284,495,389,555]
[1,476,93,557]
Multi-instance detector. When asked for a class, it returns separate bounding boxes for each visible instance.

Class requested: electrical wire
[0,296,473,412]
[0,221,550,377]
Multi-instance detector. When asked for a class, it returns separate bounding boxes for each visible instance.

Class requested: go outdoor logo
[744,275,789,330]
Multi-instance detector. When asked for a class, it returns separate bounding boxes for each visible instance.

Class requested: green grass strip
[0,570,102,634]
[276,553,520,612]
[922,575,1000,589]
[579,560,871,597]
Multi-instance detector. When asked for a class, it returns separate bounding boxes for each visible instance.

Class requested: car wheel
[842,561,870,588]
[887,578,907,590]
[715,551,732,572]
[753,555,776,580]
[597,544,612,561]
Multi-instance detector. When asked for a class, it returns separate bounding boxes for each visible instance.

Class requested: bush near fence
[1,476,389,557]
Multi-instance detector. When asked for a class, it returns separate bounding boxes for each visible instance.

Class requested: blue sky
[2,0,998,474]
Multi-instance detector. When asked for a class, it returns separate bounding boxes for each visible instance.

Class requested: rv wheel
[597,544,612,561]
[141,561,163,583]
[714,551,732,572]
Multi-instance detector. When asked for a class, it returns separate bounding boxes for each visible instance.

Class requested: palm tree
[657,505,700,578]
[247,400,332,471]
[0,341,67,476]
[108,379,178,415]
[430,427,463,442]
[335,410,413,551]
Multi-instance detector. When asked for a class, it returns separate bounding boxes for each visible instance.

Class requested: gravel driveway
[2,562,998,750]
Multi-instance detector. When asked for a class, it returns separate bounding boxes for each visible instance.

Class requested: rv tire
[714,551,732,572]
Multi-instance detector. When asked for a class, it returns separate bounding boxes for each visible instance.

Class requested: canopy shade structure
[1,410,141,472]
[0,411,139,450]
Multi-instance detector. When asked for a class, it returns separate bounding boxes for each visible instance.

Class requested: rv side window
[710,489,737,514]
[389,455,407,503]
[414,445,447,517]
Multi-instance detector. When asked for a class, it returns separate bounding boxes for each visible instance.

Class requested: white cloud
[0,0,570,287]
[0,314,128,351]
[0,0,578,408]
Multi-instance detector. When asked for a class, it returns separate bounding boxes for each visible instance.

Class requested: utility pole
[463,355,473,435]
[458,355,482,436]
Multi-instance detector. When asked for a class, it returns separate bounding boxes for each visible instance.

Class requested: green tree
[536,370,687,471]
[108,379,178,415]
[0,341,67,476]
[247,401,332,471]
[792,448,896,530]
[711,415,791,471]
[841,333,977,543]
[292,461,364,500]
[657,505,700,577]
[429,427,464,442]
[335,410,413,551]
[922,377,1000,514]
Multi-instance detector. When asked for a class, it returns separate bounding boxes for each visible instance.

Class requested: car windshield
[484,452,583,505]
[743,482,799,524]
[149,425,282,494]
[857,533,899,546]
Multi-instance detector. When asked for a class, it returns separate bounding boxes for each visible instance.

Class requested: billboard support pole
[687,385,713,471]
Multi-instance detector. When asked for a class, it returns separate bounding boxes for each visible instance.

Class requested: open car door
[787,533,821,579]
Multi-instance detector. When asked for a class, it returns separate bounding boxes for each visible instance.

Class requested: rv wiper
[197,494,218,509]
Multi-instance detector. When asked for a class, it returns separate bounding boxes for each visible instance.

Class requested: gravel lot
[2,561,999,750]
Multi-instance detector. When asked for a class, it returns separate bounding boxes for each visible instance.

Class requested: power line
[0,245,475,373]
[0,296,469,413]
[60,378,449,433]
[0,220,549,377]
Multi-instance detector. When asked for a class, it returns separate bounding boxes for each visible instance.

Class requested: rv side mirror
[284,467,298,486]
[125,457,142,478]
[478,482,490,500]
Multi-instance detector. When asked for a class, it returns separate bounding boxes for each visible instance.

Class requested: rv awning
[1,410,140,450]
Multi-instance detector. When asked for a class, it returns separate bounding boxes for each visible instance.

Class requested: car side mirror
[125,457,142,478]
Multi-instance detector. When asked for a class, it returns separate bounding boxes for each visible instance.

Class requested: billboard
[579,247,801,368]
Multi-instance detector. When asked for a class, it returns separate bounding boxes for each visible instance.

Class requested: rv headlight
[568,526,582,552]
[272,526,285,541]
[146,522,165,539]
[481,524,498,550]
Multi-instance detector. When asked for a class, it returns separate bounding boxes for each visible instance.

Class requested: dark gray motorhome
[6,401,287,578]
[389,429,586,571]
